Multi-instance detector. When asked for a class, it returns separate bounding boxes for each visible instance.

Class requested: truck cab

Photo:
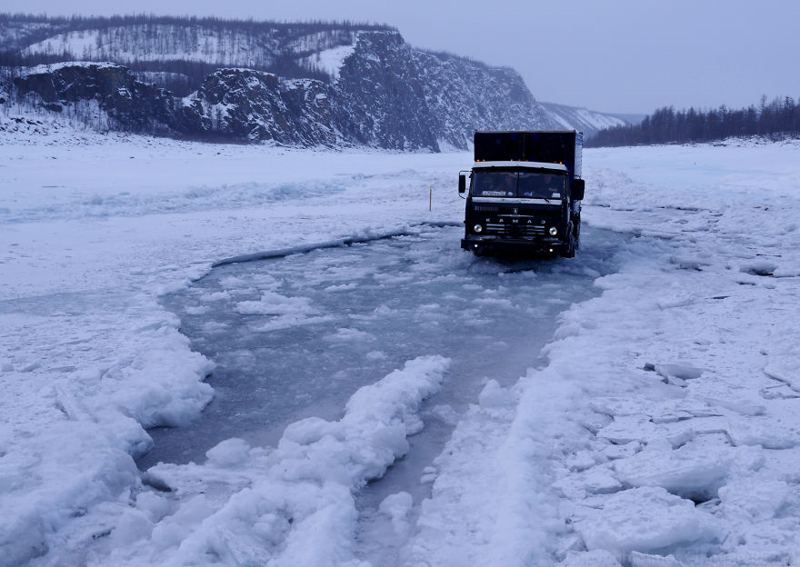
[459,131,585,257]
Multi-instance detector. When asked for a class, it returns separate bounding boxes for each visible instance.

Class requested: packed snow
[2,114,800,567]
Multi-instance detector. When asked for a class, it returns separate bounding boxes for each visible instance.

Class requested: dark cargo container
[473,130,583,181]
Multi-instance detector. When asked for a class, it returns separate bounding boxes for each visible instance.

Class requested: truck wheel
[564,233,576,258]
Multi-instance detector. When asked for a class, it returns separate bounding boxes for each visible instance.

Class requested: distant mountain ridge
[0,14,616,149]
[539,101,627,138]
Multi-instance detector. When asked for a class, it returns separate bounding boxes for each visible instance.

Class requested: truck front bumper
[461,236,568,256]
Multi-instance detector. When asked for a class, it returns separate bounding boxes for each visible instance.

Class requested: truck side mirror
[458,173,467,194]
[571,179,585,201]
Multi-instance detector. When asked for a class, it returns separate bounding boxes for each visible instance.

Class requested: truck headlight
[474,224,483,233]
[548,226,558,236]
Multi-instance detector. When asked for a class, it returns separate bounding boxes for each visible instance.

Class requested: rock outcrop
[5,28,559,150]
[12,63,176,134]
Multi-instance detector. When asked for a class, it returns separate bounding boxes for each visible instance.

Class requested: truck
[459,130,585,257]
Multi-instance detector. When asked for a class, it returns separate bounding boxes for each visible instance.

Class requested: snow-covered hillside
[19,24,358,78]
[539,101,627,138]
[1,16,558,149]
[2,121,799,566]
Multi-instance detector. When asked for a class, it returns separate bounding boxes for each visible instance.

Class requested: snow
[112,355,449,566]
[17,61,123,76]
[538,101,626,136]
[22,30,101,59]
[2,115,800,566]
[303,43,357,80]
[20,26,358,79]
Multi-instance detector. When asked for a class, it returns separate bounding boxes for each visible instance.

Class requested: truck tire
[564,234,576,258]
[562,220,577,258]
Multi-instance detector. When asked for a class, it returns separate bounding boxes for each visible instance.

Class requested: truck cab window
[472,171,517,197]
[519,172,566,198]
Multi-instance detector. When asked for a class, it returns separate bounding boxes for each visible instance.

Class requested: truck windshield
[519,171,566,199]
[471,171,517,197]
[472,170,566,199]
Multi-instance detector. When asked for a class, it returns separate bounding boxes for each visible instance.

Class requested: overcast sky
[5,0,800,114]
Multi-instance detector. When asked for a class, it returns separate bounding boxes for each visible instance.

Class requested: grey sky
[5,0,799,114]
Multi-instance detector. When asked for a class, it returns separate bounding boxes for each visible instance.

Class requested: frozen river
[139,226,627,497]
[133,223,626,563]
[6,133,800,567]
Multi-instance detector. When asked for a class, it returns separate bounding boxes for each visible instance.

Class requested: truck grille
[486,223,545,237]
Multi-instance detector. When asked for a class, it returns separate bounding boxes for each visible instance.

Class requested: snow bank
[0,295,214,566]
[93,355,449,566]
[551,142,800,564]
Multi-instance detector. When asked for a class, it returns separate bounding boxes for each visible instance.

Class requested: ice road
[141,225,626,470]
[135,225,626,566]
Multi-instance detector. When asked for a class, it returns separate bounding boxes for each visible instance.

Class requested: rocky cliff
[412,49,557,149]
[3,20,562,150]
[179,69,338,145]
[11,62,176,134]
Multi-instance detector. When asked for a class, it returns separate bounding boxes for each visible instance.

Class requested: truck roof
[473,131,582,180]
[472,161,568,173]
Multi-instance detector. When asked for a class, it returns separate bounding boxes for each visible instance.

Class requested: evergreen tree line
[0,14,364,93]
[0,13,388,70]
[587,96,800,147]
[0,13,392,47]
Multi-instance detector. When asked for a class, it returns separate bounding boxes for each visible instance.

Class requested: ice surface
[104,355,448,566]
[3,127,800,566]
[629,551,683,567]
[719,478,790,519]
[561,549,623,567]
[576,487,717,555]
[613,436,736,500]
[142,226,625,473]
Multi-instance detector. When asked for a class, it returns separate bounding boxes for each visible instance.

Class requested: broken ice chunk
[719,479,789,519]
[629,550,683,567]
[561,549,623,567]
[613,438,733,501]
[739,260,777,276]
[575,486,716,555]
[726,418,800,450]
[655,363,703,381]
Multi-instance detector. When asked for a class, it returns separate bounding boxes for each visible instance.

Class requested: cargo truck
[459,130,585,257]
